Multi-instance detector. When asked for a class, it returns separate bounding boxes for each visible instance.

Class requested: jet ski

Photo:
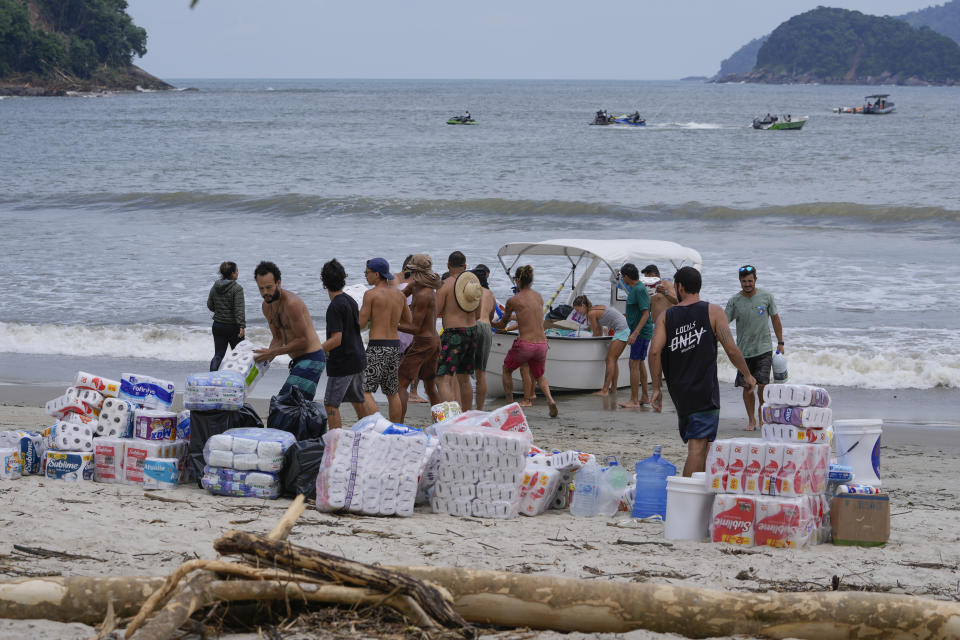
[447,115,477,125]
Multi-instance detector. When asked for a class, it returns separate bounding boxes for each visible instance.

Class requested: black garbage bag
[188,404,263,481]
[282,437,326,499]
[267,386,328,441]
[546,304,573,321]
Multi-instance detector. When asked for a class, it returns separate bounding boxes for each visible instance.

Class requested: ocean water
[1,79,959,390]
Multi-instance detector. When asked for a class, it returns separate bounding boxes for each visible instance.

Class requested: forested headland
[0,0,170,95]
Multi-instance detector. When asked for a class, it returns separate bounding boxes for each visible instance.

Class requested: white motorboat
[485,238,702,396]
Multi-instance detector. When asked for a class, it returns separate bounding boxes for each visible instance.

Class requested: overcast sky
[126,0,940,80]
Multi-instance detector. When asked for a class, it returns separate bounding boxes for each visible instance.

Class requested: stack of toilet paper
[45,387,103,420]
[184,371,246,411]
[706,439,829,497]
[53,420,97,453]
[517,462,564,516]
[143,458,181,490]
[176,411,190,441]
[1,448,21,480]
[218,341,270,392]
[202,466,281,499]
[0,430,45,475]
[121,440,188,485]
[201,428,295,498]
[97,398,135,438]
[119,373,176,410]
[430,403,533,439]
[316,416,428,516]
[431,423,530,519]
[45,451,95,481]
[526,448,595,511]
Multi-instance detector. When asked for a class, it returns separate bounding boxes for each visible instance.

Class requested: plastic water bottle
[772,350,788,382]
[598,457,629,517]
[570,458,602,517]
[631,445,676,519]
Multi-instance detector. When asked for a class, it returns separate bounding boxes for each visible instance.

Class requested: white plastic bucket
[664,473,713,540]
[833,419,882,487]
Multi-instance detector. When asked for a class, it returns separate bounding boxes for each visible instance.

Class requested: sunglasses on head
[739,265,756,274]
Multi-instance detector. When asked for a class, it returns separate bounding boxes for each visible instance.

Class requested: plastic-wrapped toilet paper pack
[431,401,461,424]
[184,371,246,411]
[485,402,531,437]
[203,427,296,473]
[94,437,127,483]
[219,342,270,391]
[133,409,177,441]
[431,420,530,519]
[202,466,281,498]
[0,430,44,475]
[1,448,21,480]
[143,457,180,490]
[763,384,830,408]
[754,496,818,548]
[119,373,176,410]
[711,494,756,546]
[45,391,98,420]
[518,462,563,516]
[760,404,832,429]
[54,420,95,453]
[97,398,135,438]
[75,371,120,398]
[123,440,186,485]
[175,410,191,441]
[45,451,95,481]
[316,420,428,516]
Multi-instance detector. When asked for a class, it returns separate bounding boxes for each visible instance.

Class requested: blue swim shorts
[678,410,720,444]
[612,328,630,343]
[281,350,326,401]
[629,337,650,361]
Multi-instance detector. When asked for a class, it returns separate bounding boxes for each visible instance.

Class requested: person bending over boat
[571,295,629,397]
[253,261,325,401]
[493,265,558,417]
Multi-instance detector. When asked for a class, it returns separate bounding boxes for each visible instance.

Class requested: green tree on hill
[0,0,146,78]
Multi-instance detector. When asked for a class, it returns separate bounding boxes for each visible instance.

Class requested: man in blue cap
[359,257,412,422]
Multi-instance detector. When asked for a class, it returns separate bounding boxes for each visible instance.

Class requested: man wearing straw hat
[436,251,483,410]
[396,254,443,422]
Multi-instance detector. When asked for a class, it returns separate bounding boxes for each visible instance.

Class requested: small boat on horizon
[752,114,808,130]
[833,94,895,115]
[590,110,646,126]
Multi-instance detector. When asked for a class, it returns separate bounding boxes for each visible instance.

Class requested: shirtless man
[492,265,558,417]
[642,264,677,386]
[472,265,497,410]
[359,257,412,422]
[396,254,443,422]
[436,251,481,410]
[252,261,325,401]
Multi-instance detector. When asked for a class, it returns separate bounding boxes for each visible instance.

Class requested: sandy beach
[1,380,959,640]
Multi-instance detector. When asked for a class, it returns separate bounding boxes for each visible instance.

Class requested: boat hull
[484,332,631,396]
[767,119,806,130]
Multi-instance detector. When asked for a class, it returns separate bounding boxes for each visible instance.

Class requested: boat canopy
[497,238,703,307]
[865,94,890,99]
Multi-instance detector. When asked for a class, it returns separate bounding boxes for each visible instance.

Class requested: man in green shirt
[724,265,784,430]
[618,263,654,408]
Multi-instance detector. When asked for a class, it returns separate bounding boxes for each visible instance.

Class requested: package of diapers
[202,465,281,498]
[184,371,246,411]
[203,427,296,473]
[0,430,44,475]
[219,341,270,392]
[119,373,176,410]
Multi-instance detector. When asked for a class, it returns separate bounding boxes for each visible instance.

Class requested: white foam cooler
[833,419,882,487]
[664,471,713,541]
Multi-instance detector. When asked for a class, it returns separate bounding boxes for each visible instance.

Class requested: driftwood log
[2,569,960,638]
[213,529,470,632]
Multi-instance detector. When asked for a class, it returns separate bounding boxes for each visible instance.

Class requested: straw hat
[454,271,482,312]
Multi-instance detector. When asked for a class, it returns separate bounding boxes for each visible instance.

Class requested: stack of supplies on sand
[0,430,45,479]
[429,403,533,519]
[218,341,270,391]
[708,384,833,548]
[316,414,430,517]
[522,448,596,515]
[201,427,295,498]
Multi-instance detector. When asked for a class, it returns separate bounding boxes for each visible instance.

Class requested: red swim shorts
[503,339,549,379]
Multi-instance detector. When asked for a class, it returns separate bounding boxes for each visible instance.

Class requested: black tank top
[661,301,720,417]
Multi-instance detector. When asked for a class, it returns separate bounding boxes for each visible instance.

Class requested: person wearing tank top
[648,267,757,477]
[572,296,630,397]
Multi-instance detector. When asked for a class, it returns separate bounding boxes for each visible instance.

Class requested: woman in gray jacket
[207,261,245,370]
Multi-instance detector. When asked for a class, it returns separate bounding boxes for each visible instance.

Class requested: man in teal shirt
[619,263,654,407]
[724,265,784,430]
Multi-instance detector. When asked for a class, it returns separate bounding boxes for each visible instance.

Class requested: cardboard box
[831,493,890,546]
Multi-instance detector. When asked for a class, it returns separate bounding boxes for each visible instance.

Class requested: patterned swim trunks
[363,340,404,396]
[436,326,479,377]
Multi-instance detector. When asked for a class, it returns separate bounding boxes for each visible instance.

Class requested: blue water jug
[631,445,677,519]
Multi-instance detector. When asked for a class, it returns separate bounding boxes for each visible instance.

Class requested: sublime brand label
[45,452,94,481]
[712,496,755,545]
